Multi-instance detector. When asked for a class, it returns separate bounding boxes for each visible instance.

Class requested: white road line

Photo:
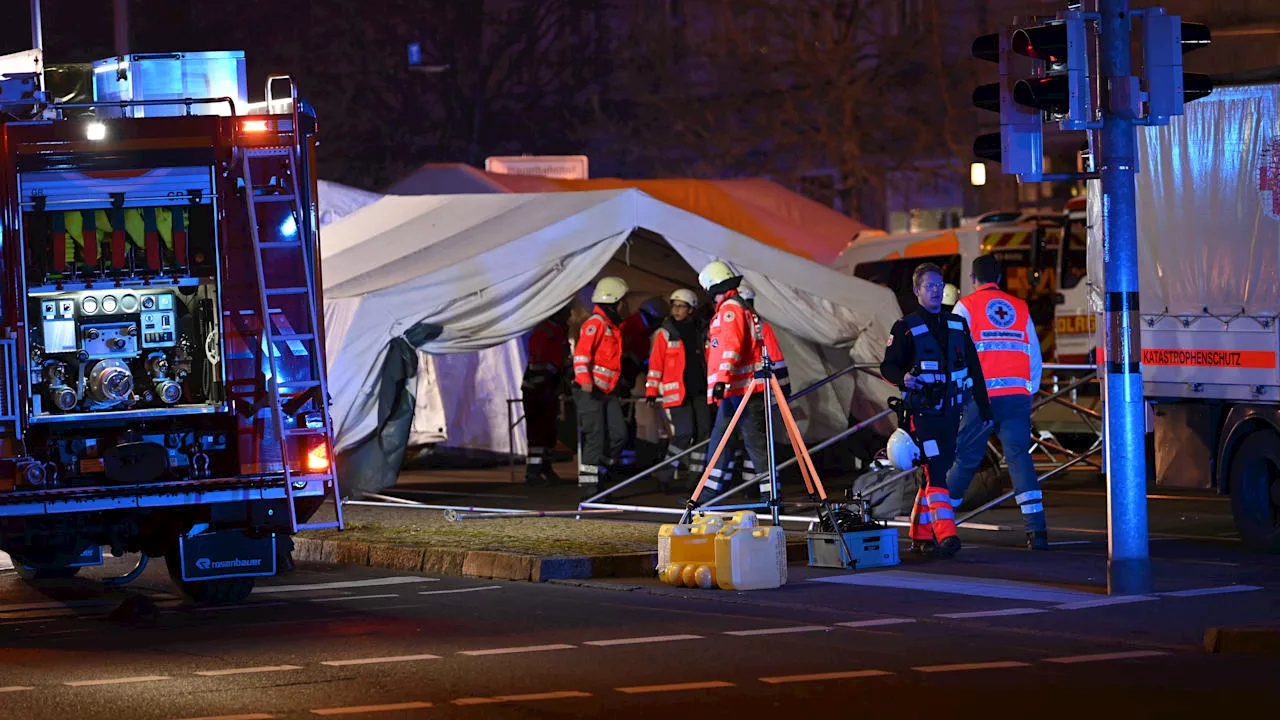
[1158,585,1263,598]
[583,634,703,647]
[936,608,1049,619]
[836,618,917,629]
[812,570,1097,604]
[320,654,441,667]
[496,691,592,702]
[195,602,289,612]
[195,665,303,677]
[1047,540,1092,546]
[723,626,831,637]
[1044,650,1170,664]
[1054,596,1160,610]
[311,701,432,715]
[458,644,575,657]
[419,585,502,595]
[176,714,276,720]
[616,681,735,694]
[313,594,402,603]
[0,686,34,693]
[0,599,108,612]
[64,675,171,687]
[914,661,1030,673]
[254,577,439,594]
[760,669,893,684]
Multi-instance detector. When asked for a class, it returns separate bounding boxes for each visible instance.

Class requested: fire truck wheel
[164,552,256,605]
[13,560,81,583]
[1228,430,1280,554]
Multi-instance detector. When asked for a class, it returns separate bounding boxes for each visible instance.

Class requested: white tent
[321,188,902,463]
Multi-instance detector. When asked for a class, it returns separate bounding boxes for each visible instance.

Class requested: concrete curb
[294,537,658,583]
[294,538,814,583]
[1204,627,1280,656]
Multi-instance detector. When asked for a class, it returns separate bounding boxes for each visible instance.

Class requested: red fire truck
[0,51,342,603]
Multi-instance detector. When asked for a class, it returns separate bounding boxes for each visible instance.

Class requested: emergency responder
[698,262,778,503]
[945,254,1049,550]
[521,304,572,485]
[716,285,790,494]
[645,289,709,493]
[880,262,992,558]
[574,277,629,495]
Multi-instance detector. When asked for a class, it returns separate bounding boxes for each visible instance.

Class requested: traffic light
[1010,13,1092,131]
[971,29,1044,180]
[1141,9,1212,124]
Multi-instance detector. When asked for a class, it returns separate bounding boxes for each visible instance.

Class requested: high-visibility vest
[957,283,1034,397]
[573,307,623,393]
[904,311,974,413]
[645,324,687,407]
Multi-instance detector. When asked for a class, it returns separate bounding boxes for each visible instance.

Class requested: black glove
[646,396,659,407]
[712,382,727,400]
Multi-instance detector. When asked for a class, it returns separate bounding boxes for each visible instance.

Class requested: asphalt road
[2,478,1278,720]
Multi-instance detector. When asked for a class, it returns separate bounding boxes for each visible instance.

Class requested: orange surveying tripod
[678,309,857,568]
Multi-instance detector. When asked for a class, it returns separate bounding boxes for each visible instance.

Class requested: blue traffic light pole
[1097,0,1151,595]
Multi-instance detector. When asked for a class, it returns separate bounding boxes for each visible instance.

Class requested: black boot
[1026,531,1050,551]
[934,535,962,558]
[909,539,937,556]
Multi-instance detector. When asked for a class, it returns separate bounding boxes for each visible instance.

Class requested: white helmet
[737,285,755,301]
[669,288,698,308]
[942,283,959,306]
[591,276,628,304]
[698,260,737,291]
[886,428,921,471]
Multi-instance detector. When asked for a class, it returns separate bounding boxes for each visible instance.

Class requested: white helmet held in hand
[886,428,921,471]
[591,276,629,304]
[669,288,698,308]
[698,260,737,291]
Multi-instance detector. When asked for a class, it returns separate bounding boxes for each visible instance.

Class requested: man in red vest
[945,254,1048,550]
[645,289,709,493]
[573,277,629,494]
[521,304,571,485]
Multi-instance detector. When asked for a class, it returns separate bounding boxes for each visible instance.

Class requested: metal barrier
[577,363,886,516]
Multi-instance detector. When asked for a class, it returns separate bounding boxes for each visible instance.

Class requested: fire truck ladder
[240,128,343,534]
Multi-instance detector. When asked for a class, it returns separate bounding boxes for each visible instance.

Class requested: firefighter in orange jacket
[573,277,629,493]
[522,304,571,485]
[714,284,790,492]
[945,254,1048,549]
[697,261,778,503]
[645,289,710,493]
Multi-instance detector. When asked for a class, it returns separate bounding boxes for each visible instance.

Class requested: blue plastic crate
[806,527,899,570]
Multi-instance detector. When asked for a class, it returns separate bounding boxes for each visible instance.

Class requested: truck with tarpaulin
[0,47,341,602]
[1087,80,1280,552]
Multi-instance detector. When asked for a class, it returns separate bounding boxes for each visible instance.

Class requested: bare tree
[589,0,980,222]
